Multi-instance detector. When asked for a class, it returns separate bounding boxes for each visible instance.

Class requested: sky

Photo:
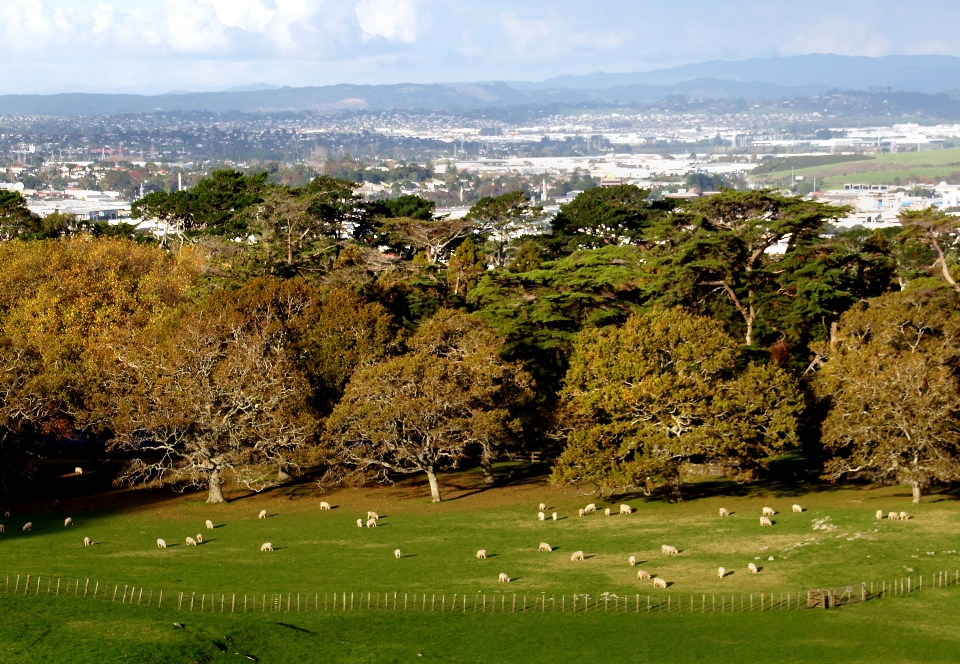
[0,0,958,95]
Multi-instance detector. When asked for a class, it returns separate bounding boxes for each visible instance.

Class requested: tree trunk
[480,452,495,485]
[912,482,923,504]
[425,467,442,502]
[671,472,684,503]
[207,469,225,504]
[277,463,291,483]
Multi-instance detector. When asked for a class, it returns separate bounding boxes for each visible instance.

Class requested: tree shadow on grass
[274,623,316,635]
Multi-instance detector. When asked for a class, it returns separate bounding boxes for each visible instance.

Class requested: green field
[2,465,960,662]
[752,146,960,189]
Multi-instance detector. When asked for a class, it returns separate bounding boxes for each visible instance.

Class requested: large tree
[467,191,542,268]
[326,309,532,500]
[898,209,960,292]
[815,287,960,503]
[547,185,665,255]
[553,307,803,499]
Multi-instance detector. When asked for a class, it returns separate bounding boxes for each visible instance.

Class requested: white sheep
[22,522,31,532]
[186,537,197,546]
[366,518,377,528]
[718,567,726,578]
[619,504,631,515]
[719,508,729,517]
[538,503,547,511]
[261,542,273,552]
[538,542,552,552]
[653,577,667,589]
[258,510,267,519]
[760,516,773,527]
[394,549,402,559]
[74,467,83,475]
[319,502,331,511]
[498,573,510,583]
[570,550,585,561]
[748,562,758,574]
[357,519,364,528]
[578,509,585,517]
[84,537,93,546]
[476,549,487,559]
[604,508,611,517]
[0,524,4,533]
[888,511,900,521]
[538,511,545,521]
[3,511,8,518]
[196,534,203,544]
[876,510,884,520]
[899,511,909,520]
[367,511,379,520]
[637,570,651,580]
[762,507,775,516]
[584,503,597,514]
[628,555,636,566]
[552,512,558,521]
[64,517,73,527]
[205,520,214,530]
[157,539,167,548]
[661,544,679,555]
[792,504,803,513]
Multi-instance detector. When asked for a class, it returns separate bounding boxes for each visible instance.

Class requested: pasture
[2,464,960,662]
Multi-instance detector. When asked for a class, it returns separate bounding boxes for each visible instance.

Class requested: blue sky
[0,0,957,94]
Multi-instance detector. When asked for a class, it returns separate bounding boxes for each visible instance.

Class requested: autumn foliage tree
[815,287,960,503]
[553,307,803,499]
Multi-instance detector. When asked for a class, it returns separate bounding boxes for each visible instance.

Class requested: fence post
[452,594,457,612]
[24,575,30,595]
[232,594,236,613]
[84,579,89,597]
[190,592,195,612]
[158,590,162,609]
[512,594,516,612]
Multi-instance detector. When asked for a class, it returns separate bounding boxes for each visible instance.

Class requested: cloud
[356,0,418,43]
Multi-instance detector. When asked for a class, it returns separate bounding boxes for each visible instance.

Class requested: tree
[447,237,487,296]
[553,308,802,499]
[379,216,475,265]
[302,176,366,244]
[108,288,316,504]
[899,209,960,292]
[547,185,663,255]
[0,191,40,240]
[508,241,543,273]
[367,195,436,220]
[467,191,542,267]
[326,310,532,500]
[815,287,960,503]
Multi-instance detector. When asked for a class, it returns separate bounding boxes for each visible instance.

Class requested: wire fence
[4,570,959,616]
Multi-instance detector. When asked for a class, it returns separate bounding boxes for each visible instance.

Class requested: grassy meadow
[2,464,960,662]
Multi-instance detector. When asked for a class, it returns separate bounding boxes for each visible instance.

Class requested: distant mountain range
[1,54,959,116]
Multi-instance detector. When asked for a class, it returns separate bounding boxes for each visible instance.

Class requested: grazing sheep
[64,518,73,527]
[570,550,585,561]
[367,511,379,520]
[538,503,547,511]
[760,516,773,527]
[186,537,197,546]
[357,519,364,528]
[792,504,803,513]
[604,508,611,517]
[719,508,729,517]
[552,512,558,521]
[620,504,631,515]
[538,511,545,521]
[661,545,679,555]
[899,512,909,520]
[394,549,402,559]
[876,510,884,520]
[157,539,167,548]
[762,507,775,516]
[319,502,331,511]
[366,518,377,528]
[498,573,510,583]
[22,522,31,532]
[476,549,487,559]
[84,537,93,546]
[74,467,83,475]
[637,570,651,580]
[628,556,636,566]
[538,542,552,552]
[888,511,900,521]
[748,562,758,574]
[261,542,273,552]
[653,578,667,589]
[258,510,267,519]
[3,511,8,518]
[584,503,597,514]
[0,524,4,533]
[578,509,585,517]
[718,567,726,578]
[196,534,203,544]
[205,520,214,530]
